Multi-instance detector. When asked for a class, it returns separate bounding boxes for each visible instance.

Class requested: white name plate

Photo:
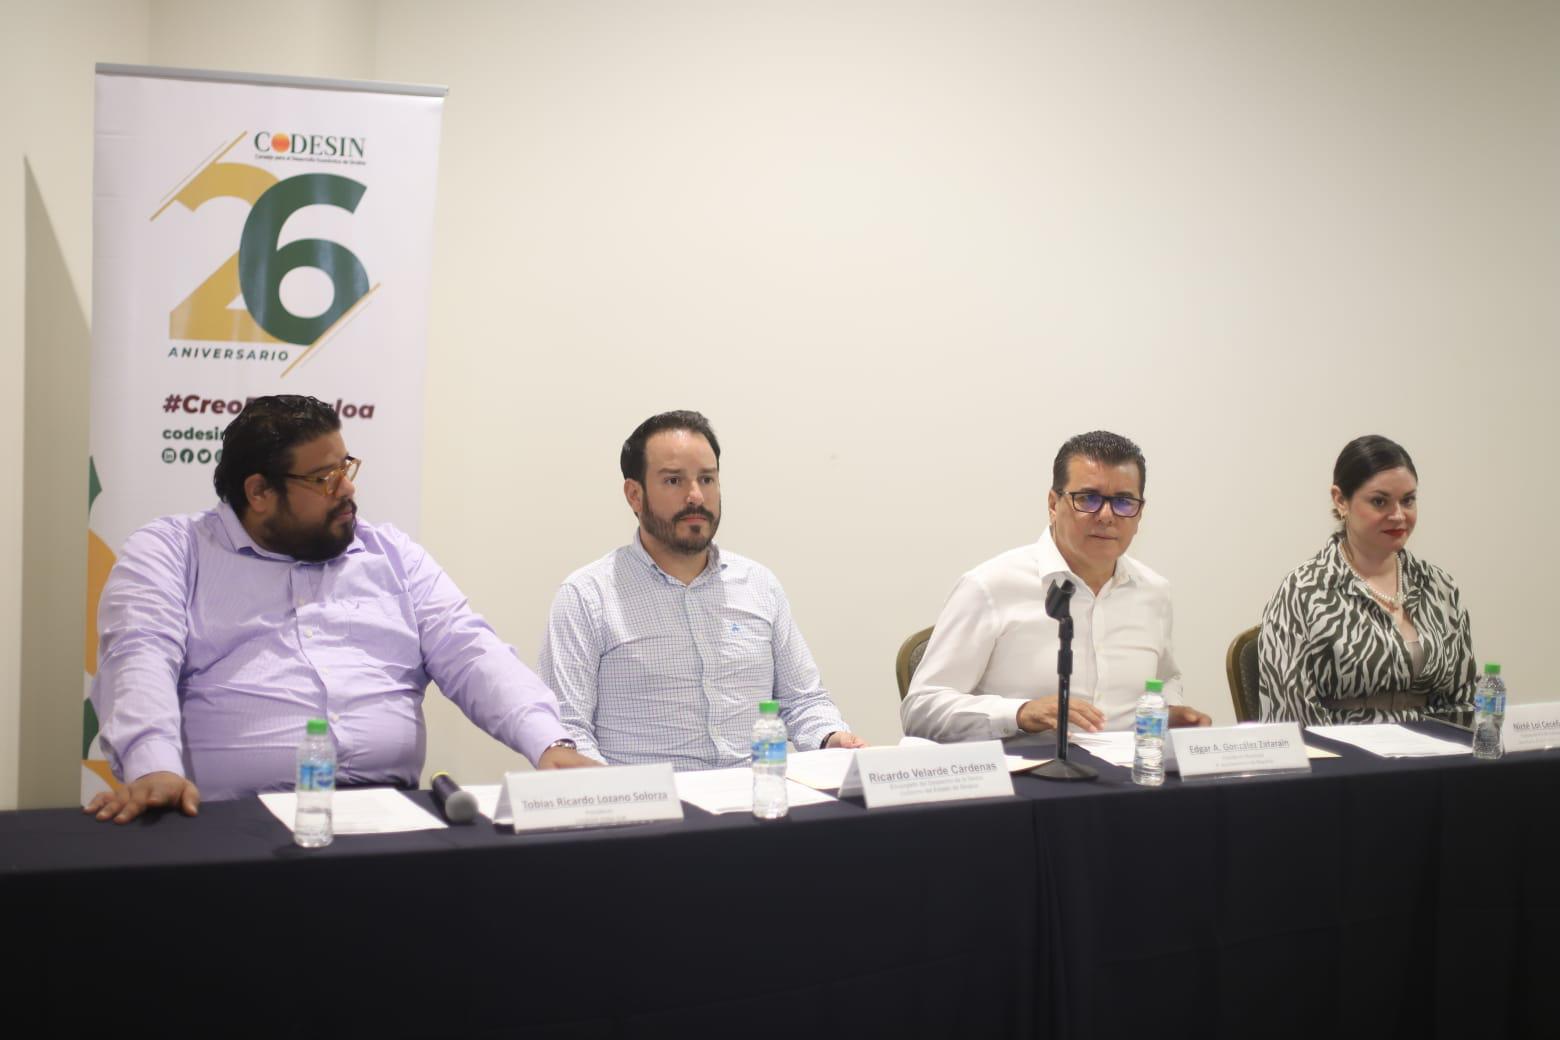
[839,741,1013,808]
[1505,702,1560,753]
[1171,723,1312,780]
[496,763,683,833]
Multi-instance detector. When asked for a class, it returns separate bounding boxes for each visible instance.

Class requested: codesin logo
[253,130,367,164]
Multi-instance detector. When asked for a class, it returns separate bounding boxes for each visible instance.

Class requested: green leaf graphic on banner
[82,699,99,760]
[86,455,108,760]
[238,173,369,345]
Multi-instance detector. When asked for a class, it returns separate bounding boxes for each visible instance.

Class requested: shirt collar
[1324,532,1352,585]
[629,528,724,586]
[1035,526,1136,593]
[215,500,365,564]
[1325,531,1419,600]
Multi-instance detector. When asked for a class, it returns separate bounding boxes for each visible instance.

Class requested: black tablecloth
[2,791,1037,1038]
[1010,722,1560,1039]
[4,725,1557,1039]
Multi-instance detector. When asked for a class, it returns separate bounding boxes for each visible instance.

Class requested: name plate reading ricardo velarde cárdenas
[1170,723,1311,780]
[496,763,683,833]
[1504,702,1560,753]
[838,741,1013,808]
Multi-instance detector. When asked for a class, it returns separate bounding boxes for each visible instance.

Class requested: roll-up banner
[83,65,446,802]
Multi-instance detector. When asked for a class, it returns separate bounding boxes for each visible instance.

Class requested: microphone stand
[1034,578,1098,782]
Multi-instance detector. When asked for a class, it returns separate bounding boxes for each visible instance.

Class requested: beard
[640,502,720,554]
[262,496,358,562]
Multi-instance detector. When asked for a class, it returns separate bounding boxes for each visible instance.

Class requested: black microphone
[1044,579,1075,678]
[1044,578,1075,622]
[430,771,478,824]
[1033,577,1097,782]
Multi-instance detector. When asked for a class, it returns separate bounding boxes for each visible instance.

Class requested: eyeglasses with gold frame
[285,456,361,497]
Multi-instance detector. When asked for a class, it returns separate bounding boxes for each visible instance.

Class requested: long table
[1023,724,1559,1038]
[4,723,1555,1038]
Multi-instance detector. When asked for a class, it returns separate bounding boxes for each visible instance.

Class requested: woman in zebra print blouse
[1258,435,1476,725]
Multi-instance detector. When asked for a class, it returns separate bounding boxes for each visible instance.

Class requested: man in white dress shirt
[902,430,1212,746]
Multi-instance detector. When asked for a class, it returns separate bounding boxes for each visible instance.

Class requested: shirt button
[329,712,341,723]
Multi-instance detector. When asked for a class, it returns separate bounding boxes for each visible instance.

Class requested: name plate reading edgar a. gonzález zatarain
[838,741,1013,808]
[1170,723,1311,780]
[496,762,683,833]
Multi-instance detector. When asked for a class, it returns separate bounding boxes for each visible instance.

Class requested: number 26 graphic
[163,163,369,347]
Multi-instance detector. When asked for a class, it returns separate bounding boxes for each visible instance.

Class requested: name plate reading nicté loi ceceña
[497,763,684,833]
[839,741,1013,808]
[1504,702,1560,753]
[1170,723,1311,780]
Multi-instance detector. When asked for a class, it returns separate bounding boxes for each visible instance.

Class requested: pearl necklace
[1342,545,1403,610]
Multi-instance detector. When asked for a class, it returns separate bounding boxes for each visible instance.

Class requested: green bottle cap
[306,718,328,735]
[1483,663,1501,676]
[1144,679,1164,693]
[758,700,780,715]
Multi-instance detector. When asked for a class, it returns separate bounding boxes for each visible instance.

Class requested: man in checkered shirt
[539,411,866,770]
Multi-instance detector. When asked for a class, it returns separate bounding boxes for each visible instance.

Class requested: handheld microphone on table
[430,772,478,824]
[1033,578,1098,782]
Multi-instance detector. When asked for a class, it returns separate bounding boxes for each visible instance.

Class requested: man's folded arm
[394,529,569,766]
[900,575,1026,743]
[537,582,608,764]
[1158,596,1188,706]
[91,518,194,783]
[767,584,847,751]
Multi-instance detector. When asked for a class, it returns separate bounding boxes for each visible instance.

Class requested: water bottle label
[751,739,786,765]
[1134,713,1165,740]
[1475,691,1506,714]
[298,762,336,792]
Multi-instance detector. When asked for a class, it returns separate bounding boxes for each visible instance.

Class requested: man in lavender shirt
[86,395,595,824]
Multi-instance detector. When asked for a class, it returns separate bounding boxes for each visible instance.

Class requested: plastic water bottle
[294,718,336,847]
[1132,679,1169,787]
[751,699,788,819]
[1472,662,1506,761]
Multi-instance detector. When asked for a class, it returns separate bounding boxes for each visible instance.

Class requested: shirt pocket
[1097,616,1166,697]
[346,593,422,670]
[1108,616,1161,654]
[715,617,774,688]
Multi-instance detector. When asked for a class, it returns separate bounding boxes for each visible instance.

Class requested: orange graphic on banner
[83,759,124,795]
[83,528,115,676]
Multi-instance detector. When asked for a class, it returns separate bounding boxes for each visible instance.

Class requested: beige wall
[5,1,1558,807]
[1,2,151,809]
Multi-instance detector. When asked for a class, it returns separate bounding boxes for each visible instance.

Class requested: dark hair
[620,410,722,483]
[1332,435,1417,517]
[213,395,342,516]
[1051,430,1147,494]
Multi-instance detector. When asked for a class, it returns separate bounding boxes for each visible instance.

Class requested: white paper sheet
[1306,723,1470,758]
[1068,731,1142,768]
[787,748,866,790]
[673,768,837,815]
[258,788,447,834]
